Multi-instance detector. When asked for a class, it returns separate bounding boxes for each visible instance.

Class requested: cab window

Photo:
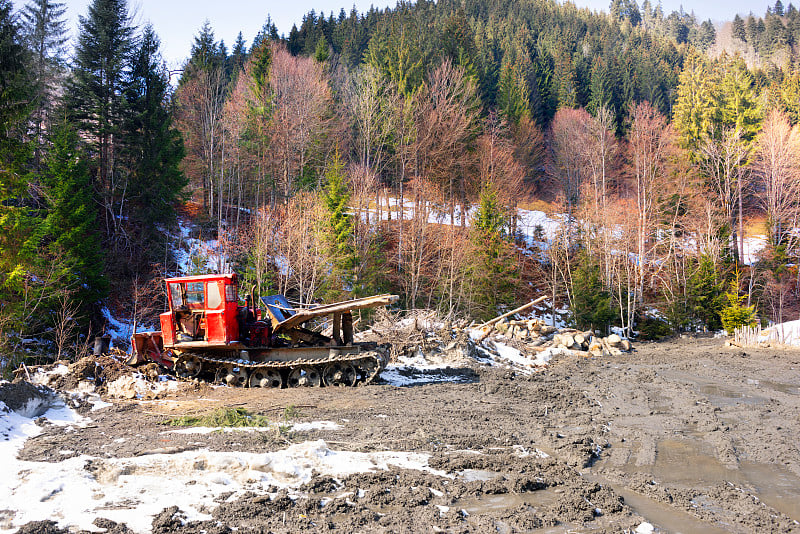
[207,281,222,309]
[225,283,238,302]
[186,282,205,306]
[168,283,184,309]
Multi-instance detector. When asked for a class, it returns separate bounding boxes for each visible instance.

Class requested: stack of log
[492,320,633,357]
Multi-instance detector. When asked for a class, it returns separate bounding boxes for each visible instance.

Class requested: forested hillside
[2,0,799,368]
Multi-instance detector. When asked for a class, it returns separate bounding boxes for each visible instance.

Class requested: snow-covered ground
[0,395,451,533]
[759,319,800,347]
[174,219,232,275]
[364,198,773,267]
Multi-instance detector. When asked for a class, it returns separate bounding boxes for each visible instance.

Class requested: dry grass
[162,407,271,427]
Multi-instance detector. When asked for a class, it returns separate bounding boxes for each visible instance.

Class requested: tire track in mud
[571,338,800,533]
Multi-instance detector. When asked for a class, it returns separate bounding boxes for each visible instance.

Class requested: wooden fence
[733,325,761,347]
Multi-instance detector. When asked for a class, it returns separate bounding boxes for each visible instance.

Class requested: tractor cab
[160,273,241,347]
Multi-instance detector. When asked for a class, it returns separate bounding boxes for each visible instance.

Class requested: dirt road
[9,336,800,533]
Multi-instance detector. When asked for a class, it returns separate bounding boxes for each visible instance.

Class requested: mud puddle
[746,378,800,395]
[593,480,729,534]
[594,437,800,523]
[697,385,766,406]
[456,487,560,515]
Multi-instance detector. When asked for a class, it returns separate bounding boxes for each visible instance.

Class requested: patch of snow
[290,421,341,432]
[493,343,529,368]
[742,235,767,266]
[380,364,473,387]
[759,319,800,346]
[0,437,451,533]
[635,522,655,534]
[396,351,453,370]
[29,364,69,388]
[101,308,156,349]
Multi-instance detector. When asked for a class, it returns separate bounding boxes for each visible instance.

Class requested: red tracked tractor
[127,273,398,388]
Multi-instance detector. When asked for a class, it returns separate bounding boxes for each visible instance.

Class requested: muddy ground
[9,336,800,533]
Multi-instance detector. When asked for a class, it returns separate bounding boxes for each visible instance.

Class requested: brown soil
[9,336,800,533]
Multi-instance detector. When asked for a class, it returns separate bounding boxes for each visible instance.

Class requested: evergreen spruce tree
[322,150,356,297]
[365,22,425,97]
[314,34,330,63]
[468,183,519,320]
[697,20,716,50]
[732,14,746,41]
[40,120,108,315]
[496,63,530,124]
[717,56,761,142]
[67,0,133,222]
[0,0,39,333]
[720,272,757,335]
[122,24,186,265]
[673,52,715,155]
[588,60,614,117]
[229,31,247,73]
[570,253,615,333]
[20,0,68,168]
[687,255,726,331]
[184,20,225,77]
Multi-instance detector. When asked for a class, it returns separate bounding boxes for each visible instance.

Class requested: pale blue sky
[53,0,778,69]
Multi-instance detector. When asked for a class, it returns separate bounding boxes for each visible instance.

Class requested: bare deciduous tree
[176,65,227,215]
[413,60,481,224]
[628,101,675,324]
[698,126,750,263]
[548,108,592,219]
[751,109,800,250]
[267,44,333,201]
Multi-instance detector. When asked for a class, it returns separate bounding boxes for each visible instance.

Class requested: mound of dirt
[33,354,151,393]
[0,381,54,417]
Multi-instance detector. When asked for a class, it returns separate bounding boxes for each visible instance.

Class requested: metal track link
[175,344,390,386]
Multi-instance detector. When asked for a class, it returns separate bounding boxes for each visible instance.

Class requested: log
[607,334,622,346]
[476,296,548,330]
[574,333,585,346]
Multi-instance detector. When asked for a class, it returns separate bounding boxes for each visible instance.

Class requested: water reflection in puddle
[697,385,764,406]
[457,487,560,515]
[594,437,800,528]
[753,379,800,395]
[457,469,501,482]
